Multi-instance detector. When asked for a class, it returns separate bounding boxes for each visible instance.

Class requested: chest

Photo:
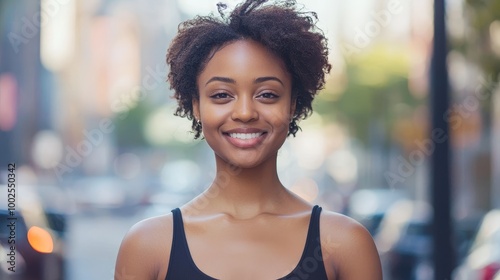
[184,215,312,279]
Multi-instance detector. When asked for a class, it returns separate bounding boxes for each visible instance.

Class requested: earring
[195,119,202,129]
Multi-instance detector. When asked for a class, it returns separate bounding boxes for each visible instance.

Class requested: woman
[115,1,382,279]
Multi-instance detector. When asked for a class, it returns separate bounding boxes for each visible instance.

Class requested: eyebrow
[205,77,235,86]
[205,76,284,86]
[255,76,284,86]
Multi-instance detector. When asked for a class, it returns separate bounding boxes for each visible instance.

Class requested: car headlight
[27,226,54,253]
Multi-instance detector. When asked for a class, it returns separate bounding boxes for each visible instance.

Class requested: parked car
[454,209,500,280]
[0,184,71,280]
[375,199,433,280]
[347,188,408,235]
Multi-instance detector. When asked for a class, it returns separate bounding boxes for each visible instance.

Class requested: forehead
[198,39,290,83]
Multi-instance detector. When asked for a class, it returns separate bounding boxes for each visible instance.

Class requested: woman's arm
[115,215,173,280]
[321,212,383,280]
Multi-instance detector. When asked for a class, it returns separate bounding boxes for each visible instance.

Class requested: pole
[430,0,454,279]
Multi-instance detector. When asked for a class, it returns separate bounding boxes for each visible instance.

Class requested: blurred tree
[461,0,500,111]
[458,0,500,120]
[315,44,425,146]
[451,0,500,209]
[113,100,203,159]
[113,101,149,148]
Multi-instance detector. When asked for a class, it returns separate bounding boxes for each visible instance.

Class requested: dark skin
[115,39,382,280]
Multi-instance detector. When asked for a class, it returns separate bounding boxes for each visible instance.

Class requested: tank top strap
[168,208,190,267]
[167,208,215,279]
[171,208,185,241]
[310,205,322,239]
[304,205,323,258]
[280,205,327,279]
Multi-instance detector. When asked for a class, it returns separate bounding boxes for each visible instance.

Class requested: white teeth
[229,133,262,140]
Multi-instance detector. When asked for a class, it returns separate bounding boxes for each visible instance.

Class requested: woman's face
[194,39,294,168]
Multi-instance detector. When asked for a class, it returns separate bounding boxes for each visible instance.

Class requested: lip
[223,128,267,149]
[224,128,266,134]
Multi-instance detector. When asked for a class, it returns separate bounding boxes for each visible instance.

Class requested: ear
[289,97,297,120]
[192,97,201,121]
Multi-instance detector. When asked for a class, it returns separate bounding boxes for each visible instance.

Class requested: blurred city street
[65,211,141,280]
[2,0,500,279]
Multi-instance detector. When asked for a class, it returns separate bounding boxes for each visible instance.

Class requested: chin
[220,156,263,169]
[215,152,273,170]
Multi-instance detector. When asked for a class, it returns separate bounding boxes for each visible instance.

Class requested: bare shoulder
[319,210,382,280]
[319,210,374,246]
[115,214,173,280]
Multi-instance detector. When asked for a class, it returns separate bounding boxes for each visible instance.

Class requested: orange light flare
[27,226,54,254]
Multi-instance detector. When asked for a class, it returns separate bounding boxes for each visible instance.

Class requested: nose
[231,95,258,122]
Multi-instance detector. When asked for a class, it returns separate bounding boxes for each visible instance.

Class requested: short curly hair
[166,0,331,139]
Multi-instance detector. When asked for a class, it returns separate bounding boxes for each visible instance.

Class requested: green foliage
[463,0,500,82]
[315,45,423,144]
[466,0,500,33]
[455,0,500,116]
[113,102,149,148]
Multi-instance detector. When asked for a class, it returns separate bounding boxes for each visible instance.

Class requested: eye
[257,92,279,99]
[210,92,232,99]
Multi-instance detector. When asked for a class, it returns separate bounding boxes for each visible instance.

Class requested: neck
[202,153,289,218]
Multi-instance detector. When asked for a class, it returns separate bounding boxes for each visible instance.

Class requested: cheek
[263,107,290,134]
[199,101,229,126]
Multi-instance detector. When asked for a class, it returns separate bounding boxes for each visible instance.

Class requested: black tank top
[165,205,328,280]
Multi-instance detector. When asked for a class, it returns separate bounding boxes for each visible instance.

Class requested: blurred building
[1,0,184,181]
[52,0,183,178]
[0,1,46,169]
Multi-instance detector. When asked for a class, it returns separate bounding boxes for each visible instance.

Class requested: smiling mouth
[228,132,266,140]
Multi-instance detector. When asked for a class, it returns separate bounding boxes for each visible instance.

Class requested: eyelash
[209,91,279,100]
[210,92,231,99]
[258,92,279,99]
